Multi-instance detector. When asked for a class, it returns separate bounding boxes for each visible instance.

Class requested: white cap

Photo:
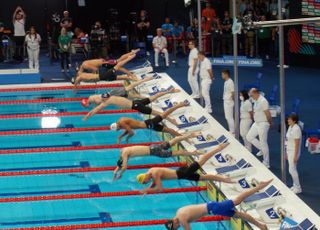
[110,123,118,131]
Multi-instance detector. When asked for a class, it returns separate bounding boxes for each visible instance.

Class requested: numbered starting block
[131,61,153,75]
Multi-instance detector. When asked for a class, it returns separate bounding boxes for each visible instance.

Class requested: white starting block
[131,61,153,75]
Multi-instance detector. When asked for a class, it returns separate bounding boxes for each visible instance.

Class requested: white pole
[253,17,320,27]
[232,0,240,140]
[278,0,286,183]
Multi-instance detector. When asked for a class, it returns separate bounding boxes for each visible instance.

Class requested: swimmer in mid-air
[78,49,140,74]
[164,180,272,230]
[110,101,189,144]
[136,142,233,193]
[113,132,203,180]
[73,53,137,87]
[82,78,180,121]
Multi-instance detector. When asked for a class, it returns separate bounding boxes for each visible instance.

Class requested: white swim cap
[110,123,118,131]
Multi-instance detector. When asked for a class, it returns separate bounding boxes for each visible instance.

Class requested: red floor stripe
[0,83,122,93]
[0,109,137,119]
[0,162,185,177]
[0,186,205,203]
[0,142,162,155]
[12,216,229,230]
[0,127,110,136]
[0,97,84,105]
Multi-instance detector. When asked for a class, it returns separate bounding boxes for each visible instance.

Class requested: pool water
[0,86,231,229]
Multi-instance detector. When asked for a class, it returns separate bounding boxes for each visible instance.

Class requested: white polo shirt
[188,48,198,67]
[223,78,234,101]
[286,124,302,155]
[253,95,269,122]
[25,34,42,50]
[199,57,212,80]
[152,36,167,49]
[240,100,252,119]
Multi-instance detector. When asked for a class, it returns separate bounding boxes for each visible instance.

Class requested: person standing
[246,88,272,168]
[240,90,253,151]
[222,69,235,135]
[198,51,213,113]
[25,26,41,70]
[210,15,221,57]
[152,28,169,67]
[201,2,216,33]
[60,11,73,31]
[12,6,26,62]
[187,40,200,99]
[286,114,302,194]
[221,11,233,55]
[58,28,72,72]
[257,15,271,60]
[137,10,150,42]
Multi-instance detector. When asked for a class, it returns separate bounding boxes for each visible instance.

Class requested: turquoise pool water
[0,86,230,229]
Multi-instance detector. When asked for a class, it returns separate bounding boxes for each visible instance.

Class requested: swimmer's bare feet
[168,87,181,93]
[191,131,202,138]
[131,49,140,54]
[256,179,273,191]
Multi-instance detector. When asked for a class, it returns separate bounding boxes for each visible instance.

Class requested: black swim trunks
[144,115,164,132]
[176,162,201,181]
[99,68,117,81]
[132,98,152,114]
[150,142,172,158]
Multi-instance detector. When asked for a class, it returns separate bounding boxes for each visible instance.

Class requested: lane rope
[0,162,186,177]
[0,84,122,93]
[0,186,205,203]
[0,98,84,105]
[0,142,162,155]
[0,109,137,119]
[10,216,230,229]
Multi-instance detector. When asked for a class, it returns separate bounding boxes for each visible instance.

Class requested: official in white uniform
[222,69,235,134]
[25,26,41,70]
[187,40,200,98]
[240,90,253,152]
[198,51,213,113]
[246,88,272,168]
[152,28,169,67]
[286,114,302,194]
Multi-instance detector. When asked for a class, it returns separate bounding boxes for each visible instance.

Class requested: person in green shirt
[257,15,271,60]
[58,27,72,72]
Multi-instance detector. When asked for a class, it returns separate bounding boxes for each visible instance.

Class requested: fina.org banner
[210,56,263,67]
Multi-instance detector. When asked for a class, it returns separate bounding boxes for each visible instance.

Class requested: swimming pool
[0,84,231,229]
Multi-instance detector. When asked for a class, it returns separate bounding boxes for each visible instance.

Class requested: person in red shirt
[201,2,216,32]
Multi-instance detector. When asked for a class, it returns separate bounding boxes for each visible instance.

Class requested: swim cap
[110,123,118,131]
[81,99,90,108]
[164,220,174,230]
[136,173,147,184]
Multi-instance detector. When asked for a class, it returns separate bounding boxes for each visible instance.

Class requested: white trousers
[246,122,270,165]
[154,48,169,65]
[27,48,40,70]
[240,118,253,152]
[188,67,199,96]
[287,150,301,189]
[224,100,235,134]
[200,78,212,110]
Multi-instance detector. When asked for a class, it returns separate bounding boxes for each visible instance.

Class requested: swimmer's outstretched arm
[169,132,200,146]
[117,123,134,144]
[83,100,111,121]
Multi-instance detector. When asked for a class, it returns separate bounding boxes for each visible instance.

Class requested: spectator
[0,22,4,62]
[243,4,257,57]
[152,28,169,67]
[202,2,216,32]
[257,15,271,59]
[172,21,186,55]
[161,17,173,37]
[240,0,248,16]
[58,27,72,72]
[246,88,272,168]
[12,6,26,62]
[137,10,150,42]
[186,18,200,41]
[74,27,85,43]
[221,11,233,55]
[210,15,221,57]
[60,11,73,31]
[25,26,41,70]
[198,51,213,113]
[269,0,278,17]
[90,21,107,58]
